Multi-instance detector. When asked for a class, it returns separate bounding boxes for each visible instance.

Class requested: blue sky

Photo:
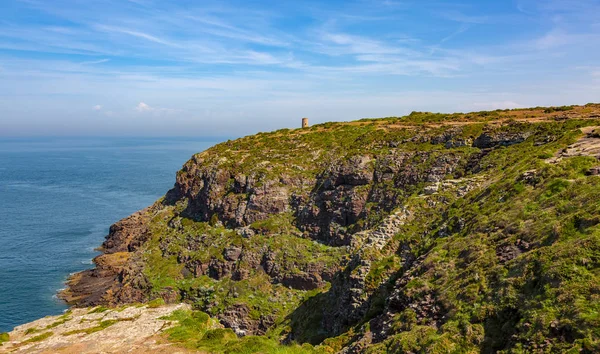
[1,0,600,136]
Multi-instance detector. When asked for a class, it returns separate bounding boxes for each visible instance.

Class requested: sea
[0,137,222,332]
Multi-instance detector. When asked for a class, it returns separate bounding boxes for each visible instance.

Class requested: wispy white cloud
[183,14,288,47]
[440,24,471,43]
[81,59,110,65]
[94,25,178,47]
[92,104,102,110]
[317,32,404,55]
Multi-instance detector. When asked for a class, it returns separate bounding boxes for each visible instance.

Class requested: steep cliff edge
[56,104,600,353]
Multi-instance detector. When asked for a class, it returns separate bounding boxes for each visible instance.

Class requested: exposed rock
[159,287,179,304]
[223,246,242,261]
[519,170,540,186]
[168,160,295,228]
[546,126,600,163]
[352,208,411,251]
[58,252,149,307]
[496,244,522,263]
[218,304,274,337]
[102,208,151,253]
[234,226,256,238]
[281,272,324,291]
[424,184,439,195]
[586,166,600,176]
[428,127,473,148]
[0,304,197,354]
[473,130,531,149]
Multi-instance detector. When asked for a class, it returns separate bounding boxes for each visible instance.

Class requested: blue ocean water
[0,137,221,332]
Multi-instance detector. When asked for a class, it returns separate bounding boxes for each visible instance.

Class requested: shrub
[0,332,9,345]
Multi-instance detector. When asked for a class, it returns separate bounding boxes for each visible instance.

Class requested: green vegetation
[87,306,109,314]
[23,331,53,343]
[24,327,38,335]
[45,318,70,329]
[164,309,322,353]
[544,105,575,113]
[142,211,345,326]
[63,320,118,336]
[0,332,9,345]
[302,121,600,352]
[147,298,166,308]
[46,311,72,329]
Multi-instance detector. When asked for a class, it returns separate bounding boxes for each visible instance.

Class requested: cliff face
[59,105,600,353]
[168,146,468,246]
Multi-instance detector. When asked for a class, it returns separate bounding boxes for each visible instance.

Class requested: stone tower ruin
[302,118,309,128]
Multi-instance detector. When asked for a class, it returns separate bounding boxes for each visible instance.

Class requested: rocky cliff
[49,104,600,353]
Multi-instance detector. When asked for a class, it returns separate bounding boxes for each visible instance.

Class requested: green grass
[62,318,136,336]
[45,318,70,329]
[0,332,9,345]
[24,327,38,335]
[163,309,322,353]
[23,331,53,343]
[147,298,166,308]
[87,306,110,314]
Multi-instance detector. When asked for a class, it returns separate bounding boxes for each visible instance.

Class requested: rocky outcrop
[0,304,196,354]
[171,238,335,290]
[546,125,600,163]
[473,129,532,148]
[295,156,374,245]
[218,304,274,337]
[102,208,151,253]
[165,148,473,247]
[166,157,299,228]
[59,251,149,307]
[59,208,154,307]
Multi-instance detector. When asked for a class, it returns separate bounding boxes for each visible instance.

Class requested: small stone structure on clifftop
[302,118,309,128]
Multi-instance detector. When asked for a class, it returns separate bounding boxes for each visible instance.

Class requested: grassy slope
[140,104,600,353]
[362,137,600,353]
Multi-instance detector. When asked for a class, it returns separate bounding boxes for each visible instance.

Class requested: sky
[1,0,600,137]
